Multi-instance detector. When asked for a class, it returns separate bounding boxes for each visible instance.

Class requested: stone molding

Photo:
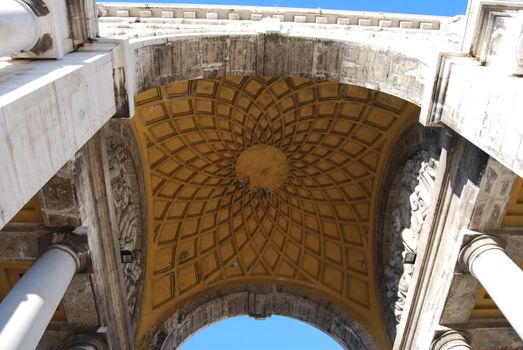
[462,0,523,72]
[98,3,445,30]
[105,139,143,320]
[418,1,523,177]
[39,230,90,273]
[459,233,505,278]
[65,333,109,350]
[12,0,74,59]
[150,285,377,350]
[102,119,147,331]
[469,158,518,231]
[431,330,471,350]
[419,53,477,127]
[40,161,81,228]
[74,133,135,349]
[376,125,442,340]
[393,133,488,350]
[19,0,49,17]
[392,152,439,324]
[67,0,100,48]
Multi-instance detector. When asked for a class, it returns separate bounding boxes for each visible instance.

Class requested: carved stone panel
[376,125,442,340]
[104,121,147,325]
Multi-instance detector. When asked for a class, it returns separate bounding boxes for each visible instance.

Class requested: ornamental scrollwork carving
[106,137,144,321]
[383,151,439,327]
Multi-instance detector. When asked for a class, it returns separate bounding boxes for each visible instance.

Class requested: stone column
[0,234,88,350]
[66,333,109,350]
[460,234,523,339]
[0,0,39,57]
[431,331,471,350]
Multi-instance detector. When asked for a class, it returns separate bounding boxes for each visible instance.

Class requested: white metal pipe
[0,246,79,350]
[461,235,523,341]
[0,0,39,57]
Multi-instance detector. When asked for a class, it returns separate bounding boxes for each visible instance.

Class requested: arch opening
[178,315,343,350]
[150,284,375,350]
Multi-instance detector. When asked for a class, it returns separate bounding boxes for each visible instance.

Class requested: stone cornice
[98,2,450,30]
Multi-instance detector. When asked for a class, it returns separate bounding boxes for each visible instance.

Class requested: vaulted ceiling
[132,76,419,349]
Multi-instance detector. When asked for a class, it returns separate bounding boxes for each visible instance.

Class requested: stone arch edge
[374,123,444,341]
[149,284,379,350]
[100,119,149,336]
[126,32,434,117]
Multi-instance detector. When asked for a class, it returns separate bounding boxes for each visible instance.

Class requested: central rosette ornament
[235,144,289,195]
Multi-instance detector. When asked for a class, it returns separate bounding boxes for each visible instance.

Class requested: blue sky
[179,315,342,350]
[98,0,469,348]
[99,0,469,16]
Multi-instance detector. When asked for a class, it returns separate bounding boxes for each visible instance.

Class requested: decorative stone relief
[382,151,439,328]
[477,8,523,74]
[106,139,144,320]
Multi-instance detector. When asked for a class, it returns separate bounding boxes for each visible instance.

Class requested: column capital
[459,233,504,277]
[40,231,90,272]
[431,330,471,350]
[65,333,108,350]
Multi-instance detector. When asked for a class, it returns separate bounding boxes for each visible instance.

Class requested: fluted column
[0,0,39,57]
[460,233,523,339]
[431,331,471,350]
[0,233,88,350]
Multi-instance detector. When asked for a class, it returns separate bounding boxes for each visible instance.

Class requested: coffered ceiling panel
[132,76,418,349]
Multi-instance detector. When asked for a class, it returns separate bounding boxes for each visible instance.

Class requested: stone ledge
[98,3,446,30]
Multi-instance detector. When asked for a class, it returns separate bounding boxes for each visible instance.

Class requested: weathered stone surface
[439,274,480,324]
[394,133,488,350]
[66,0,99,49]
[0,229,43,259]
[98,3,448,30]
[468,327,522,349]
[469,159,517,231]
[437,63,523,178]
[63,274,100,328]
[422,1,523,178]
[74,134,135,350]
[40,162,81,228]
[152,285,377,350]
[130,32,452,109]
[377,124,442,340]
[102,119,147,328]
[0,51,116,229]
[37,330,73,350]
[440,158,519,332]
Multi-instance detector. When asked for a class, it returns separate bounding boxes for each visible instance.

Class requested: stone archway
[151,284,377,350]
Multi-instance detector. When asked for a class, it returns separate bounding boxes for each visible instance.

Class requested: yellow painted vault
[132,76,419,349]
